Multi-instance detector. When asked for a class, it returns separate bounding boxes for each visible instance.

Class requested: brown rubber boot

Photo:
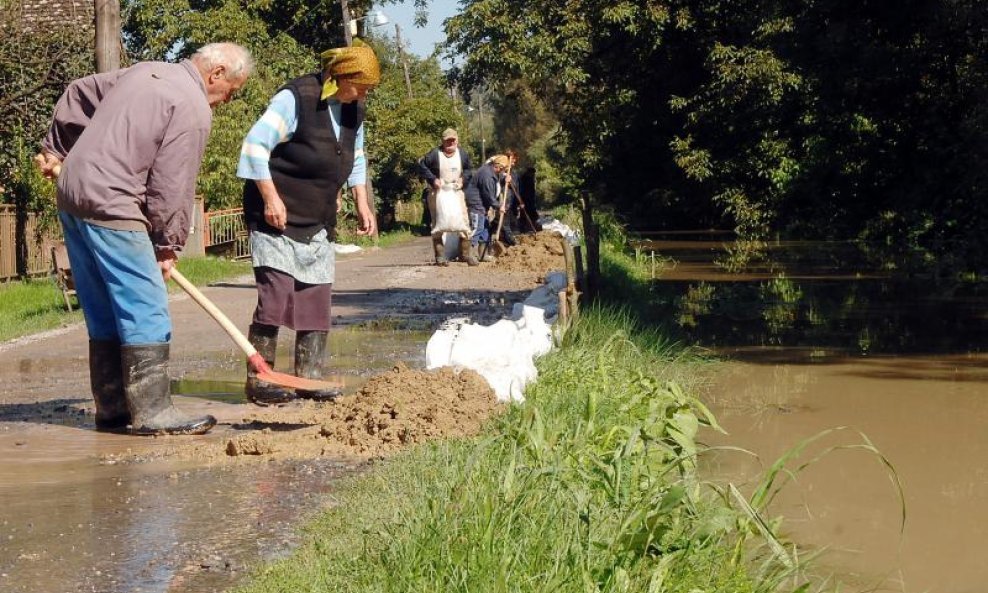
[245,324,297,406]
[432,233,448,266]
[459,239,479,266]
[479,243,496,263]
[89,339,130,431]
[122,343,216,436]
[294,330,342,401]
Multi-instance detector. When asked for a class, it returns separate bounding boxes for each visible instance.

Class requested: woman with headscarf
[237,42,379,405]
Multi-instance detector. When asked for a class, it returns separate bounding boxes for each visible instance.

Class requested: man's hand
[432,178,442,190]
[33,152,62,179]
[156,249,177,281]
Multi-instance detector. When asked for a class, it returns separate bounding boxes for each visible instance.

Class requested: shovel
[491,208,508,257]
[170,269,344,392]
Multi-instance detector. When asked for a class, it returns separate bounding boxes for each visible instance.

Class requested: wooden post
[574,244,585,294]
[561,237,582,321]
[395,24,414,99]
[94,0,121,73]
[339,0,353,46]
[580,196,600,300]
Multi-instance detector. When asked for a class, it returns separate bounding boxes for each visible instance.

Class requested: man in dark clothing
[517,166,541,232]
[464,154,508,262]
[416,128,475,265]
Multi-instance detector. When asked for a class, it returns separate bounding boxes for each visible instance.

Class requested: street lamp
[348,9,389,38]
[339,0,388,45]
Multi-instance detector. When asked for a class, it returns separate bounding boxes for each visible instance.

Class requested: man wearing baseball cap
[416,127,476,265]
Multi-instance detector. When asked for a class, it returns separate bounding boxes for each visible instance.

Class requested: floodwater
[0,326,429,593]
[642,233,988,592]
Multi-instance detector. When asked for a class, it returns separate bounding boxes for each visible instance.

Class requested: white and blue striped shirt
[237,89,366,186]
[237,90,368,284]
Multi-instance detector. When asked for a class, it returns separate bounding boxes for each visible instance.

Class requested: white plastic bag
[432,188,471,234]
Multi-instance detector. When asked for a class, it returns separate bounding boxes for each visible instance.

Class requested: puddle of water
[0,457,360,593]
[171,328,432,402]
[640,233,988,592]
[0,327,430,593]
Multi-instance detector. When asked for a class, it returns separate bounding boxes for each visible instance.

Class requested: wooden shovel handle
[169,269,259,358]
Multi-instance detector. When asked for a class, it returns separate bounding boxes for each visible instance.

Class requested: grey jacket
[42,60,212,251]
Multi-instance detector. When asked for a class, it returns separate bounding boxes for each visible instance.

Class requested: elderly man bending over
[35,43,254,436]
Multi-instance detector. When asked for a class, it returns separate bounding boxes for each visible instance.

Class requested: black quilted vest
[243,73,364,242]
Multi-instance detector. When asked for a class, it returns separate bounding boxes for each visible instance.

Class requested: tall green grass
[235,307,809,593]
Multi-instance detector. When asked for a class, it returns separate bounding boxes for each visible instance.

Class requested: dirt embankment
[96,231,568,466]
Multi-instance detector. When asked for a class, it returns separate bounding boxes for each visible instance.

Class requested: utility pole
[339,0,352,46]
[94,0,121,72]
[394,24,414,99]
[478,95,486,162]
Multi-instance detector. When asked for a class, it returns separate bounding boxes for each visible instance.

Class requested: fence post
[184,196,206,257]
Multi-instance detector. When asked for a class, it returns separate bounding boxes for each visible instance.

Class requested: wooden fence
[0,205,59,281]
[203,207,250,259]
[0,200,247,282]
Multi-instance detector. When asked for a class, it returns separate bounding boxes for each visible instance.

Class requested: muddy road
[0,234,565,593]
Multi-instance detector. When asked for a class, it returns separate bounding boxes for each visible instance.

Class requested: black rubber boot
[459,239,479,266]
[294,330,342,401]
[89,339,130,431]
[245,324,297,406]
[122,343,216,436]
[432,234,448,266]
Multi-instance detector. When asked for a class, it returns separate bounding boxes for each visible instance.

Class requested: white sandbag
[432,188,471,234]
[442,232,461,261]
[517,271,567,324]
[425,317,471,369]
[448,320,537,402]
[424,267,567,402]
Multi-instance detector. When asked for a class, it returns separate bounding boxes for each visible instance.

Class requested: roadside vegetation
[233,226,816,593]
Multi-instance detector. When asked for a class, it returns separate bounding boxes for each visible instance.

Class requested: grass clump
[235,307,807,593]
[0,278,83,343]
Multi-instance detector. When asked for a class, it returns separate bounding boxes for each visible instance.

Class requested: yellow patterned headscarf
[319,40,381,99]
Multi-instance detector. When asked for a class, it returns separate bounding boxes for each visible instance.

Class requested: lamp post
[339,1,388,44]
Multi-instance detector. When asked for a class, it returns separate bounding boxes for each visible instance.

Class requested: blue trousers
[59,212,172,344]
[469,211,490,247]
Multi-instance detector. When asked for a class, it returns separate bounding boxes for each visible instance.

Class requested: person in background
[34,43,253,435]
[497,149,521,247]
[416,127,475,265]
[238,42,378,405]
[464,154,509,263]
[517,166,541,232]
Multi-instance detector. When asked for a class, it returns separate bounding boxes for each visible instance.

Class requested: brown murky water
[0,327,428,593]
[642,234,988,592]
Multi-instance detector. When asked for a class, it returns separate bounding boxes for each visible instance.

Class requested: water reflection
[637,236,988,357]
[643,233,988,592]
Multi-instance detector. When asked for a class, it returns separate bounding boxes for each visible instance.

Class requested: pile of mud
[495,231,567,277]
[180,363,502,464]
